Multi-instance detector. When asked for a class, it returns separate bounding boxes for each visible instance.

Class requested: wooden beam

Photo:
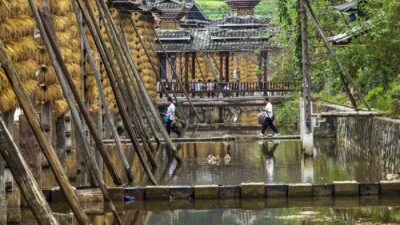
[225,52,230,82]
[0,155,5,225]
[191,52,196,80]
[219,53,224,80]
[0,37,91,225]
[0,119,60,225]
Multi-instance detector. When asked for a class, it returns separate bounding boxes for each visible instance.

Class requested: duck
[386,173,400,181]
[207,154,217,164]
[224,154,231,165]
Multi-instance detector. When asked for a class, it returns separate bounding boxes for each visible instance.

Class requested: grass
[195,0,279,21]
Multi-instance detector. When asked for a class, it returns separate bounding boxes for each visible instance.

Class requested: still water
[41,138,387,188]
[150,139,385,185]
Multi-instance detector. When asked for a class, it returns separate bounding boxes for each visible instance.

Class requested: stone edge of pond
[41,181,400,203]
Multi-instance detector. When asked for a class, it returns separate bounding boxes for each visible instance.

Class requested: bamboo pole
[76,3,134,183]
[93,1,158,168]
[74,0,158,184]
[0,39,91,225]
[0,119,60,225]
[38,9,123,186]
[35,8,124,225]
[303,0,370,110]
[95,0,182,161]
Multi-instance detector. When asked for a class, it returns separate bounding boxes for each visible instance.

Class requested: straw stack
[34,0,82,118]
[0,0,38,113]
[117,10,159,104]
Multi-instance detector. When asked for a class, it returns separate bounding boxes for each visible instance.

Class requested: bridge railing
[157,81,296,95]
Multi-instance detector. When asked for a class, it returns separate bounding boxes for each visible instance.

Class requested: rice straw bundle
[50,0,72,15]
[54,100,68,118]
[14,60,39,81]
[0,15,35,40]
[3,37,36,62]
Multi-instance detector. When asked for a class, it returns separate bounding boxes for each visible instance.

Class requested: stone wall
[336,117,400,174]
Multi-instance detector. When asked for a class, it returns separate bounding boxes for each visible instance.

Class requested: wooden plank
[0,119,60,225]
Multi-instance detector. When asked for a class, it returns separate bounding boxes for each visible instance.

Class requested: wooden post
[185,53,189,89]
[0,155,5,225]
[219,53,224,80]
[263,51,268,95]
[0,119,60,225]
[55,116,66,171]
[0,38,91,225]
[19,115,42,184]
[225,52,230,82]
[191,52,196,80]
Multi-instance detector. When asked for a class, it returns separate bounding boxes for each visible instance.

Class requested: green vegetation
[270,0,400,118]
[197,0,399,118]
[195,0,279,21]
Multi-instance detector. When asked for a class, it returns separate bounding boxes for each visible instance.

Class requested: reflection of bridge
[158,81,296,96]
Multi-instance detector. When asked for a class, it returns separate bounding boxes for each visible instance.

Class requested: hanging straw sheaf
[35,83,64,103]
[0,86,17,112]
[14,60,39,81]
[0,15,35,40]
[4,37,37,62]
[50,0,72,15]
[54,99,68,118]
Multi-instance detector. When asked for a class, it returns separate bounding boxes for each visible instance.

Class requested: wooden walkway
[158,95,289,106]
[103,134,300,144]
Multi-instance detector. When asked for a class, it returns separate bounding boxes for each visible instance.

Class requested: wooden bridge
[157,81,296,96]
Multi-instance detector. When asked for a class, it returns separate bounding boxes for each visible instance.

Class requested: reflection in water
[146,206,400,225]
[40,138,391,188]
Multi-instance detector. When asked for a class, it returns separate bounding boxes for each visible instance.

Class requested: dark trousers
[166,119,181,137]
[261,118,278,134]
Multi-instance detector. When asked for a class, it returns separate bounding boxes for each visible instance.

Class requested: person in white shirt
[166,97,181,137]
[259,97,279,137]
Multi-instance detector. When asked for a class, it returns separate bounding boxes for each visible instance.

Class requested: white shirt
[167,103,176,120]
[265,102,273,118]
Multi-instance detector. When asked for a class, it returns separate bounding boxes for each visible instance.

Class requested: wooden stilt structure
[38,9,123,186]
[77,10,134,182]
[36,7,124,225]
[74,0,159,183]
[94,0,181,162]
[0,119,60,225]
[0,38,91,225]
[93,0,159,168]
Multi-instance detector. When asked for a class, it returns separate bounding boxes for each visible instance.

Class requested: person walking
[166,97,181,137]
[259,98,279,137]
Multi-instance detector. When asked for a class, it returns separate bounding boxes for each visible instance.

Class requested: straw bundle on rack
[32,0,82,118]
[0,0,38,113]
